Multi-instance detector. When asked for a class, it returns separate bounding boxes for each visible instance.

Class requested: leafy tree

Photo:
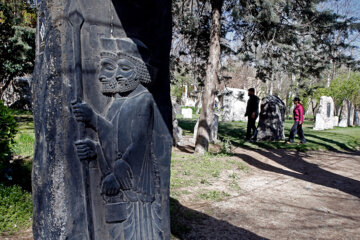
[0,2,36,96]
[235,0,360,93]
[316,72,360,124]
[172,0,360,153]
[0,100,17,173]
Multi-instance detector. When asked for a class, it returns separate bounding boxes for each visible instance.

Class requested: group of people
[244,88,306,144]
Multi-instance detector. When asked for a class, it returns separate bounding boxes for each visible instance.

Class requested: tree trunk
[195,0,223,154]
[269,72,274,95]
[347,99,353,126]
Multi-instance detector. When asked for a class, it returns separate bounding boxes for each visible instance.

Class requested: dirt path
[3,146,360,240]
[173,147,360,240]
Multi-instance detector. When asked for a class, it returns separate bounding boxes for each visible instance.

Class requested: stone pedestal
[221,88,248,122]
[32,1,172,239]
[257,96,285,141]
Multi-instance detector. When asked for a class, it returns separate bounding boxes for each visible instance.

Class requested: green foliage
[316,72,360,107]
[0,2,36,94]
[0,184,32,234]
[178,118,360,152]
[0,101,17,171]
[198,190,230,202]
[236,0,360,81]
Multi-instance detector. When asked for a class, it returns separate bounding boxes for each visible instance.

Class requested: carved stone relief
[32,1,172,239]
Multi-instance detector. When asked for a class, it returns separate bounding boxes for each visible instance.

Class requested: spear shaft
[69,10,95,240]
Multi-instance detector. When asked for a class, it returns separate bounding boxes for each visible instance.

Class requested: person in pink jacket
[288,97,306,144]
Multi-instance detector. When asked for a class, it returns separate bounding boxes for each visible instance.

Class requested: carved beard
[101,75,140,94]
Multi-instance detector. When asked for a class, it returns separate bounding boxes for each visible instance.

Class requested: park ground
[1,114,360,239]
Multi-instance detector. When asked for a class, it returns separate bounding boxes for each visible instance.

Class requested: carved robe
[95,84,163,240]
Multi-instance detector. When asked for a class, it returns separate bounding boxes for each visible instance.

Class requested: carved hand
[101,173,120,196]
[74,139,97,161]
[113,159,133,190]
[71,101,95,126]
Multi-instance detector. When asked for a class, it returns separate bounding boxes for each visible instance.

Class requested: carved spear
[69,10,95,240]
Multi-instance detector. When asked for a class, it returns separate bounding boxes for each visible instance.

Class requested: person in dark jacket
[288,97,306,144]
[245,88,259,141]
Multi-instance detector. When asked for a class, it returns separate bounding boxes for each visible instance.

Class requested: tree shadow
[235,149,360,198]
[176,145,195,154]
[305,133,357,152]
[1,157,32,192]
[178,119,197,134]
[170,198,269,240]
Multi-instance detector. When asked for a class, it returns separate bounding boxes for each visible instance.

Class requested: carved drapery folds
[32,1,171,239]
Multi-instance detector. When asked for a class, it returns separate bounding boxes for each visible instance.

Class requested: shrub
[0,184,32,234]
[0,100,17,172]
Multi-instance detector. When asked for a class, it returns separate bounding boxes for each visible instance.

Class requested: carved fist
[71,101,94,125]
[114,159,133,190]
[75,139,97,161]
[101,173,120,196]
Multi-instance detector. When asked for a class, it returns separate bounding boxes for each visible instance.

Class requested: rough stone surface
[355,111,360,126]
[32,1,172,239]
[172,105,183,146]
[313,96,337,130]
[193,114,219,144]
[338,100,355,127]
[1,77,32,110]
[221,88,248,122]
[257,96,285,141]
[338,118,348,127]
[182,108,193,119]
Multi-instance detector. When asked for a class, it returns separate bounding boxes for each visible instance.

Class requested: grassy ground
[0,112,33,235]
[2,112,360,237]
[178,119,360,152]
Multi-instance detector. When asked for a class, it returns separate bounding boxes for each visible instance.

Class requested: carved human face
[99,54,139,94]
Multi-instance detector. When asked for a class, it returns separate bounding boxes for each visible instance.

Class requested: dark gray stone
[32,1,172,239]
[257,96,285,141]
[1,77,32,110]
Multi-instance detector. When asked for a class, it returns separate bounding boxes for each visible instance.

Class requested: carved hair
[100,51,152,84]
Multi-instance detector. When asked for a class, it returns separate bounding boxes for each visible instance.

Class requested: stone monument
[221,88,248,122]
[257,96,285,141]
[313,96,338,130]
[1,76,32,110]
[355,111,360,126]
[32,1,172,239]
[172,105,183,146]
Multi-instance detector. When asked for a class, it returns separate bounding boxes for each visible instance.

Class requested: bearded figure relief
[72,38,165,240]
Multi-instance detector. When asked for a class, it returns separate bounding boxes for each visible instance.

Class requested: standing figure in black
[244,88,259,141]
[72,37,166,240]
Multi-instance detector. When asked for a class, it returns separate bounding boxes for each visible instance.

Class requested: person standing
[288,97,306,144]
[245,88,259,141]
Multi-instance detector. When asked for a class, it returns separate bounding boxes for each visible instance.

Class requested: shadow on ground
[1,157,32,192]
[170,198,268,240]
[235,149,360,198]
